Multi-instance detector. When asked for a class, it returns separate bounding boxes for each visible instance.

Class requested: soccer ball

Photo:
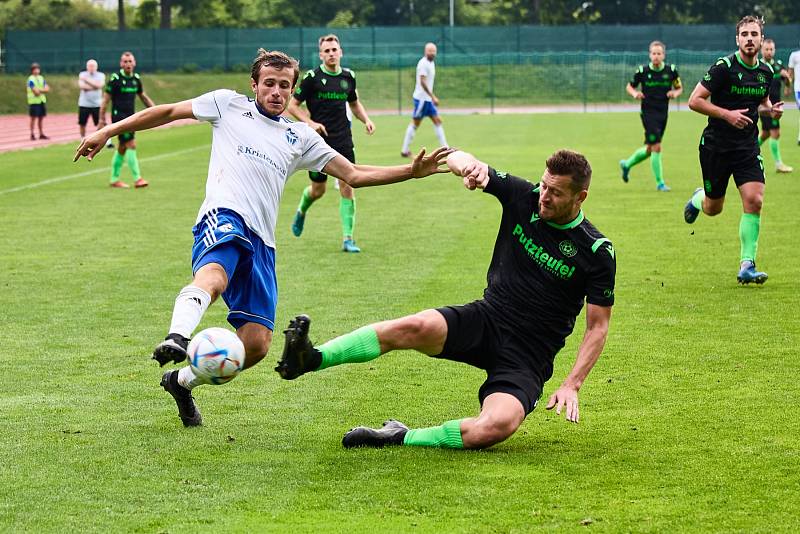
[188,327,245,385]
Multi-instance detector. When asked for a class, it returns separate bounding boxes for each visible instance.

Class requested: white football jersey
[788,50,800,92]
[192,90,338,248]
[413,57,436,101]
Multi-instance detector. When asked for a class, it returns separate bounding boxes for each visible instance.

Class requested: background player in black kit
[275,149,615,450]
[619,41,682,192]
[288,34,376,253]
[684,15,783,285]
[99,51,154,189]
[758,38,793,173]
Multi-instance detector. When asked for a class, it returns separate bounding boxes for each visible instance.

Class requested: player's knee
[744,197,763,214]
[192,265,228,299]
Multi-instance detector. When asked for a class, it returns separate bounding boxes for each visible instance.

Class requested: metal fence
[3,24,800,74]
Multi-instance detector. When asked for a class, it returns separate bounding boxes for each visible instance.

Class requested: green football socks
[339,197,355,239]
[298,186,314,214]
[739,213,761,262]
[110,151,124,181]
[768,138,782,165]
[317,325,381,370]
[691,188,705,211]
[403,419,465,449]
[650,151,664,185]
[125,149,141,179]
[624,146,650,169]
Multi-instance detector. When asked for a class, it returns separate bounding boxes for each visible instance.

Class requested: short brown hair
[736,15,764,34]
[318,34,340,48]
[649,40,665,52]
[546,150,592,192]
[251,48,300,86]
[763,38,775,46]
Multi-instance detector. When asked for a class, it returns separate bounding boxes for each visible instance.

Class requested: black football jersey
[106,69,143,118]
[630,63,681,114]
[699,52,774,152]
[482,168,616,355]
[293,66,358,150]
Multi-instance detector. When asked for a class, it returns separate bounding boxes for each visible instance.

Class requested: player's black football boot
[152,333,190,366]
[275,314,322,380]
[160,370,202,427]
[342,420,409,448]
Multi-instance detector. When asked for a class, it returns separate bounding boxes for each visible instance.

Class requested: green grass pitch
[1,110,799,531]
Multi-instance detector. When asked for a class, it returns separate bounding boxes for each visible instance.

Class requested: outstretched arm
[74,100,195,161]
[323,146,453,188]
[546,304,612,423]
[447,150,490,190]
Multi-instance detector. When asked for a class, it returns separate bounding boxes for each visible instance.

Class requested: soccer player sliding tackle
[276,148,616,450]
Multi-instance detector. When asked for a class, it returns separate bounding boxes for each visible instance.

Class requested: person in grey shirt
[78,59,105,138]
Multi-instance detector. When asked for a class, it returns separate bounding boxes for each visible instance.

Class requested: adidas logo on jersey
[242,111,254,119]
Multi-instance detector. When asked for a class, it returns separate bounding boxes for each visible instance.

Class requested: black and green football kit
[699,52,774,198]
[106,69,144,142]
[293,66,358,182]
[434,168,616,414]
[760,58,787,131]
[630,63,681,144]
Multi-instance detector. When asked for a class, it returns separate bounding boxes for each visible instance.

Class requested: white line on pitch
[0,144,210,196]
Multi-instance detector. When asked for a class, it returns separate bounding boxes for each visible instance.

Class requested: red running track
[0,113,198,154]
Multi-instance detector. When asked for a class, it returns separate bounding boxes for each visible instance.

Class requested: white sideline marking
[0,144,210,196]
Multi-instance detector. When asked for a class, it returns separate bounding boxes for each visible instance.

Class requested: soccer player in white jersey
[788,42,800,145]
[74,49,452,427]
[401,42,448,157]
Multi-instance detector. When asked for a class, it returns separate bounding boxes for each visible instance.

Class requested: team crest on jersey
[559,240,577,258]
[704,73,711,81]
[285,127,298,146]
[340,80,349,90]
[756,73,766,83]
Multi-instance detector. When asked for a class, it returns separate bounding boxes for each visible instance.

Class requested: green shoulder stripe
[761,60,774,74]
[134,73,141,79]
[637,65,643,73]
[343,67,355,78]
[670,63,676,71]
[715,56,731,68]
[591,237,614,257]
[303,70,315,79]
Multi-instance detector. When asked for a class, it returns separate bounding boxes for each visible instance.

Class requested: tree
[117,0,125,30]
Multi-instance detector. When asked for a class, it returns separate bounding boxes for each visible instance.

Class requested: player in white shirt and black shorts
[74,49,453,428]
[787,43,800,145]
[401,42,449,157]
